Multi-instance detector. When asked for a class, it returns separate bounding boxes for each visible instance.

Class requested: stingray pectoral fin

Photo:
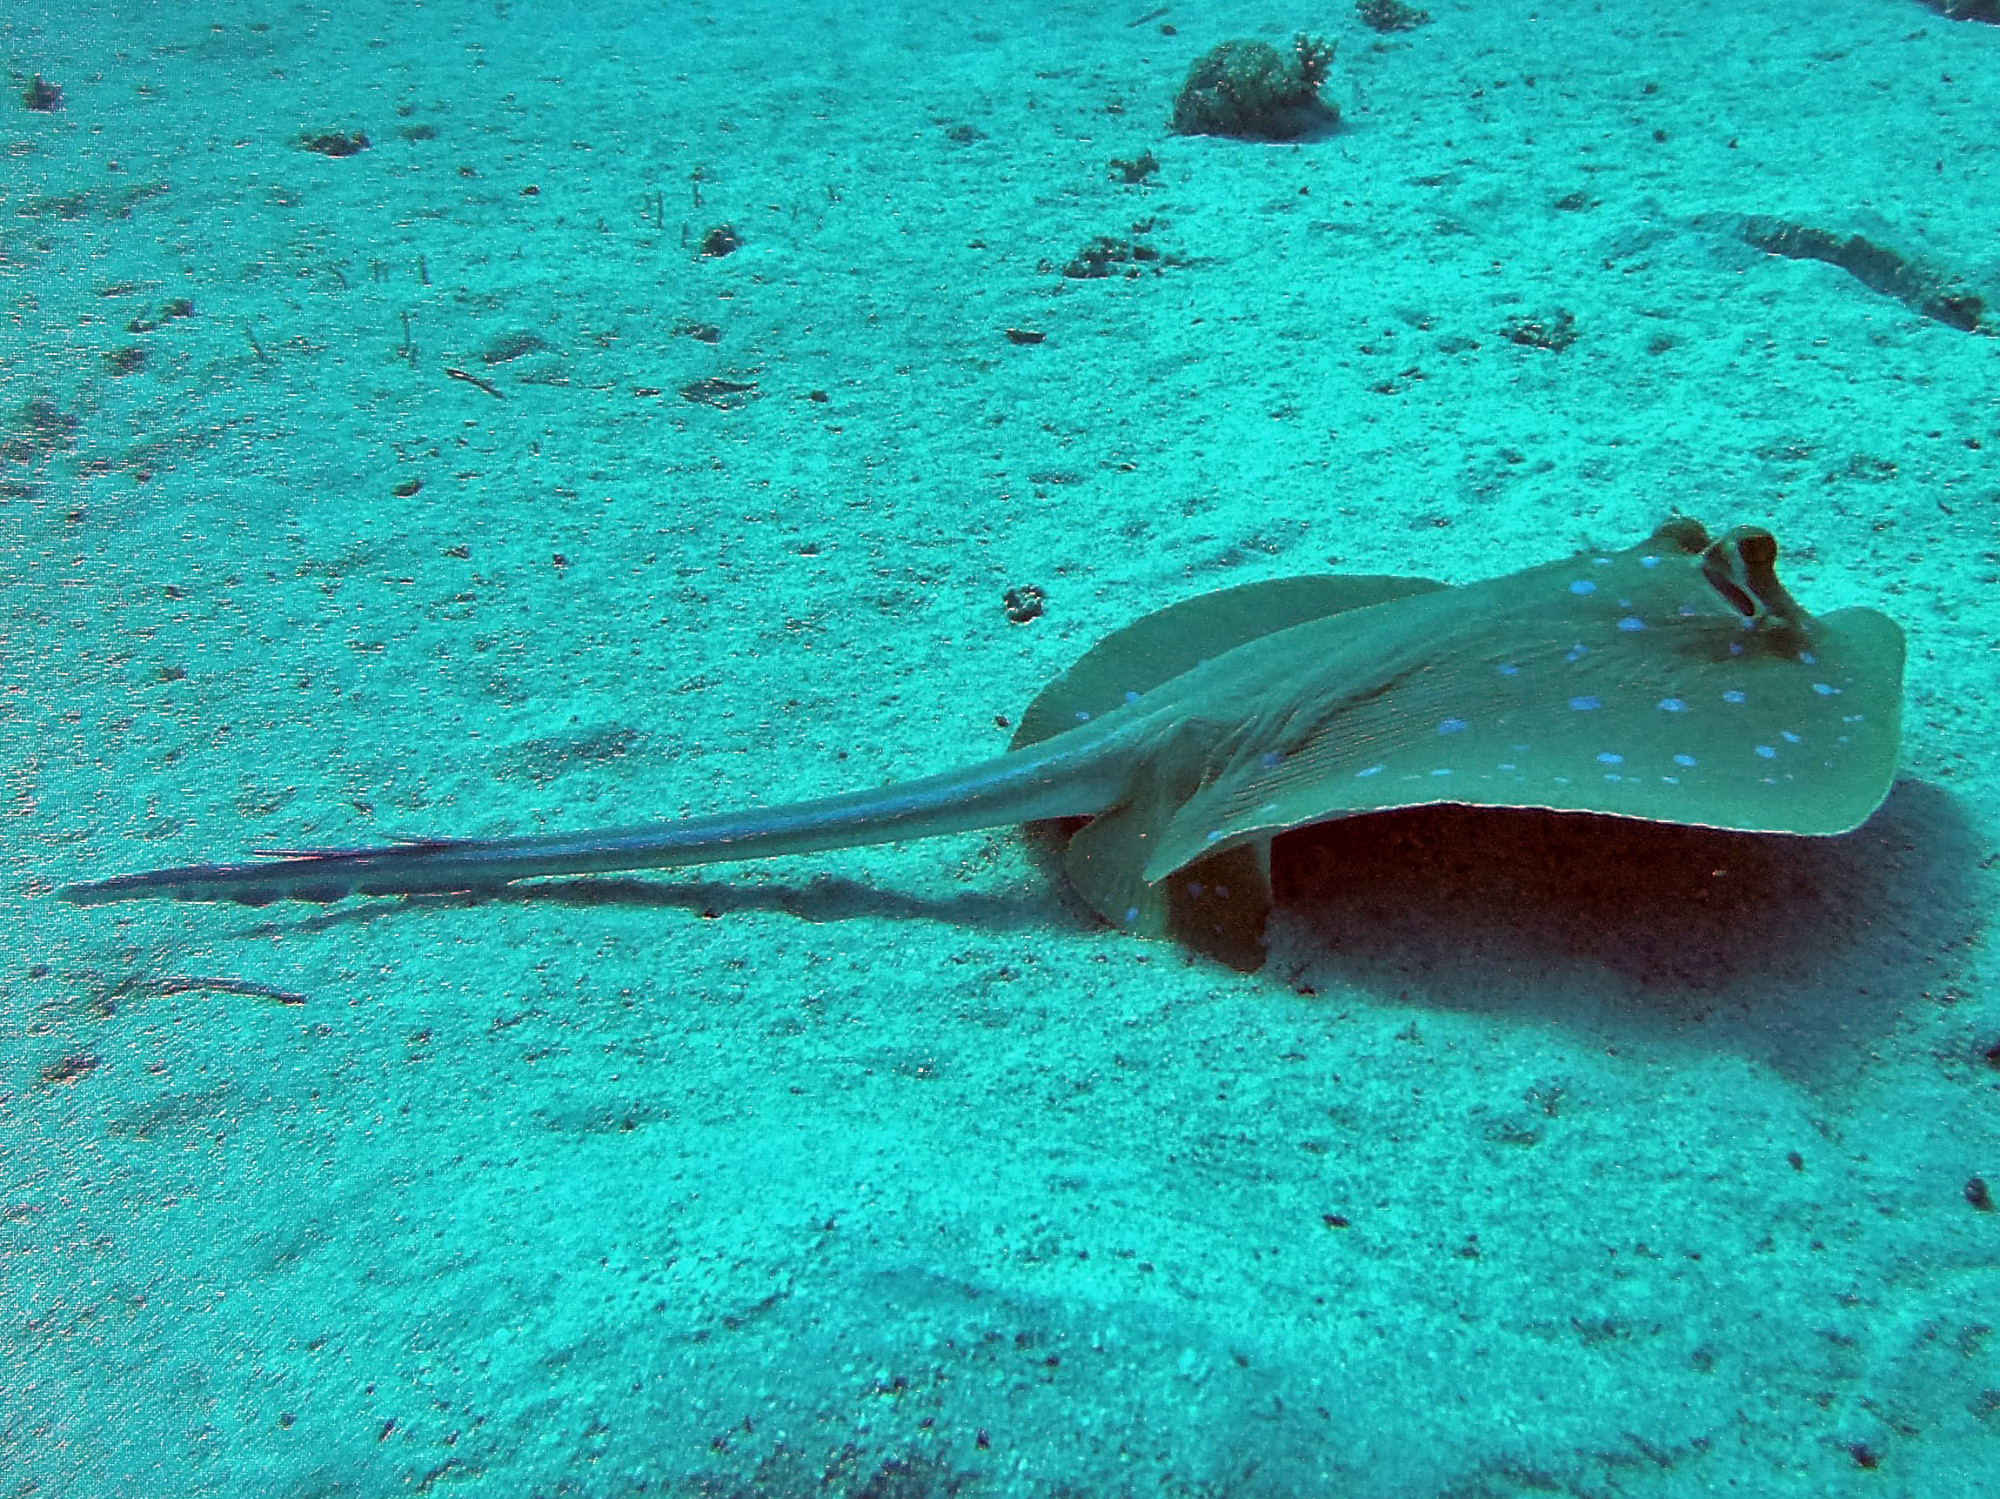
[1163,841,1273,972]
[1142,595,1907,883]
[1067,813,1274,973]
[1676,602,1905,835]
[1821,606,1906,825]
[1064,751,1197,940]
[1061,746,1275,970]
[1012,572,1447,750]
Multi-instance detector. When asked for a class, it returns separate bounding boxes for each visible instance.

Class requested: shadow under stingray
[1269,777,1985,1072]
[266,866,1071,941]
[259,781,1982,1065]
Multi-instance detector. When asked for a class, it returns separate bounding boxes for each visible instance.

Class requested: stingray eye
[1699,538,1759,620]
[1735,529,1778,569]
[1700,525,1812,638]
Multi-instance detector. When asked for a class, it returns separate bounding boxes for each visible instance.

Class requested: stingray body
[61,518,1905,968]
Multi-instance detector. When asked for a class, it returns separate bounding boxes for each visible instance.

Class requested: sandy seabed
[5,0,2000,1494]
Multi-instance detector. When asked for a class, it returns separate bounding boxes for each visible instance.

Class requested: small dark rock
[1003,328,1046,345]
[1002,585,1046,624]
[700,224,742,258]
[23,75,64,112]
[1063,235,1161,279]
[300,131,370,157]
[104,346,146,376]
[1969,1176,1995,1212]
[1170,34,1338,141]
[1501,310,1576,352]
[1109,149,1159,184]
[1357,0,1431,32]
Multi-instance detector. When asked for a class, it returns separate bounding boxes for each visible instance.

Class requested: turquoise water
[7,0,2000,1493]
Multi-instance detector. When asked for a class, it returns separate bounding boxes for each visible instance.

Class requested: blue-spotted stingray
[61,518,1905,969]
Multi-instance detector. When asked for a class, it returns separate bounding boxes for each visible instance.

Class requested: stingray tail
[58,728,1137,909]
[58,838,507,907]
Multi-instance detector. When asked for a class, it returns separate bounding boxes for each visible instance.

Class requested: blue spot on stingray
[1124,690,1141,706]
[1075,710,1091,722]
[1617,616,1646,632]
[1569,579,1597,595]
[1755,745,1777,760]
[1658,697,1686,713]
[1781,730,1801,743]
[1204,829,1223,844]
[1799,651,1818,665]
[1813,682,1839,696]
[1438,718,1468,735]
[1673,753,1698,767]
[1723,690,1746,704]
[1568,695,1601,712]
[1729,640,1745,656]
[1497,662,1520,676]
[1678,603,1700,617]
[1592,557,1613,566]
[1356,764,1385,778]
[1430,768,1453,777]
[1124,906,1139,924]
[1565,643,1589,663]
[1640,555,1661,568]
[1259,750,1283,768]
[1597,752,1624,765]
